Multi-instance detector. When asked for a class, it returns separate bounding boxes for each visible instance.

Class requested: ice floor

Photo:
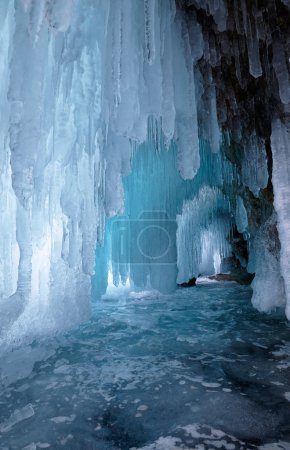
[1,284,290,450]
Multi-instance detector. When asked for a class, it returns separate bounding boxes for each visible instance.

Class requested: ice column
[0,0,105,345]
[271,118,290,319]
[251,212,286,312]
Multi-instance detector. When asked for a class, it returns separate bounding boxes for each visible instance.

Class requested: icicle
[255,11,266,41]
[212,0,228,32]
[240,0,262,78]
[233,0,243,35]
[241,133,268,197]
[144,0,156,65]
[188,11,203,62]
[109,2,122,110]
[247,15,263,78]
[235,196,248,233]
[26,0,46,43]
[233,39,242,86]
[272,36,290,105]
[208,85,221,153]
[173,14,200,179]
[160,0,176,142]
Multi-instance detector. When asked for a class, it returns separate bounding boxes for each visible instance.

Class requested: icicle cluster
[102,0,201,183]
[180,0,290,315]
[1,0,290,348]
[0,0,105,345]
[0,0,207,346]
[177,186,232,282]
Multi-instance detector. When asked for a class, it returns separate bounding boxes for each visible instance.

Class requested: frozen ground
[1,284,290,449]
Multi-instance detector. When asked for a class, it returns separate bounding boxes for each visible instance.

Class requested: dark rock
[208,272,255,285]
[178,277,197,288]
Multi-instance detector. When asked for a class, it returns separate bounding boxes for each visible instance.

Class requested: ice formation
[250,212,286,313]
[271,119,290,319]
[177,186,232,282]
[0,0,290,346]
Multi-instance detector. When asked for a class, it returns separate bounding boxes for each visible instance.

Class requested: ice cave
[0,0,290,448]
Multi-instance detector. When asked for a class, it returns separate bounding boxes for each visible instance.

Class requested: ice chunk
[0,404,34,432]
[21,444,37,450]
[50,415,76,424]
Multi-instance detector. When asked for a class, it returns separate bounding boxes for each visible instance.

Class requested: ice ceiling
[0,0,289,347]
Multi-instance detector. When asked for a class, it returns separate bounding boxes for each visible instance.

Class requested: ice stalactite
[235,196,248,234]
[241,134,268,198]
[272,36,290,106]
[173,11,200,179]
[271,118,290,319]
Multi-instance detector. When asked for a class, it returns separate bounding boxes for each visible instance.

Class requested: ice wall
[0,0,105,346]
[0,0,211,346]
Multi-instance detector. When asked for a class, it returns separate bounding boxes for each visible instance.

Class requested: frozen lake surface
[1,284,290,449]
